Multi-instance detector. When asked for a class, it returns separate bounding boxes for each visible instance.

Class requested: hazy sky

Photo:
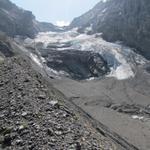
[11,0,100,26]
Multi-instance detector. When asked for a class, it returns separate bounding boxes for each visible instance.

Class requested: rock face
[36,22,61,33]
[0,0,60,38]
[42,50,110,80]
[0,41,14,57]
[0,0,36,38]
[70,0,150,60]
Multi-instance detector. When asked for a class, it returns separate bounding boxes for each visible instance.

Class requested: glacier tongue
[24,29,147,80]
[107,65,134,80]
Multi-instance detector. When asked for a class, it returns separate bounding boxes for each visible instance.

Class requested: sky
[10,0,100,26]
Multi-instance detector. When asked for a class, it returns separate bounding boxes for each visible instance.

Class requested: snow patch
[101,0,108,2]
[102,8,107,13]
[132,115,144,120]
[86,77,95,81]
[30,53,42,67]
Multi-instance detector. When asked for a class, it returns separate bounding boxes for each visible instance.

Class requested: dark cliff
[70,0,150,59]
[0,0,59,38]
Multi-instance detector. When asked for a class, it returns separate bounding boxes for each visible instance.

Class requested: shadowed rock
[45,50,110,80]
[0,41,14,57]
[70,0,150,60]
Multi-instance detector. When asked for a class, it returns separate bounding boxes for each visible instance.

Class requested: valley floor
[51,67,150,150]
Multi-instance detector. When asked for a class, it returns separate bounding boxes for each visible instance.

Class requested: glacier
[23,29,147,80]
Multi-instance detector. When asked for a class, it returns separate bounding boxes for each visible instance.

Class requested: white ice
[30,53,43,67]
[132,115,144,120]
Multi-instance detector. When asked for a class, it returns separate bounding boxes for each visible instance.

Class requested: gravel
[0,56,116,150]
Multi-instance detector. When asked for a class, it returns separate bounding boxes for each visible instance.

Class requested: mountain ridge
[0,0,60,38]
[70,0,150,60]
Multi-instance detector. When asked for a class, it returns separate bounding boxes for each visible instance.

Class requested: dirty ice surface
[24,28,147,80]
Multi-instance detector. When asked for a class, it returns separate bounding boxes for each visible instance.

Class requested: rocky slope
[0,0,60,38]
[0,54,117,149]
[70,0,150,60]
